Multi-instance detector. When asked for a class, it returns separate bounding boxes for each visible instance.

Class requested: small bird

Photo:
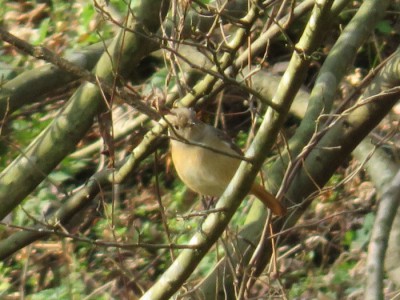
[165,107,286,216]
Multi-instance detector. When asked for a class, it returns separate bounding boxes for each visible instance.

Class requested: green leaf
[35,18,51,45]
[376,20,392,35]
[351,213,375,251]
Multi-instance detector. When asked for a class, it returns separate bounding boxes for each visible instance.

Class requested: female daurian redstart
[165,107,286,216]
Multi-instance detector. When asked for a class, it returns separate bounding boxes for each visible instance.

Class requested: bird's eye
[174,125,180,130]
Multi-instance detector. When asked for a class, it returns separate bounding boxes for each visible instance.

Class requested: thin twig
[0,222,198,250]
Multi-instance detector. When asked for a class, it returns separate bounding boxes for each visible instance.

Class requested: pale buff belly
[171,141,240,196]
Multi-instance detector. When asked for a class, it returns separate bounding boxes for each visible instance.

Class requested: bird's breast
[170,140,240,196]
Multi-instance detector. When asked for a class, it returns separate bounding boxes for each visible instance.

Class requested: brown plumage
[165,107,286,216]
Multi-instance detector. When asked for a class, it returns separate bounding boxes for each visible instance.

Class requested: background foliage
[1,0,400,299]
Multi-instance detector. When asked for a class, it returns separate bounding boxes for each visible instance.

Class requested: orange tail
[250,184,286,216]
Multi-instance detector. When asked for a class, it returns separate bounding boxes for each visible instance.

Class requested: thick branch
[0,42,104,120]
[365,170,400,300]
[198,0,391,296]
[0,1,170,220]
[141,1,335,299]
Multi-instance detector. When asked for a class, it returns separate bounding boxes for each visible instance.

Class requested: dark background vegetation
[0,0,400,299]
